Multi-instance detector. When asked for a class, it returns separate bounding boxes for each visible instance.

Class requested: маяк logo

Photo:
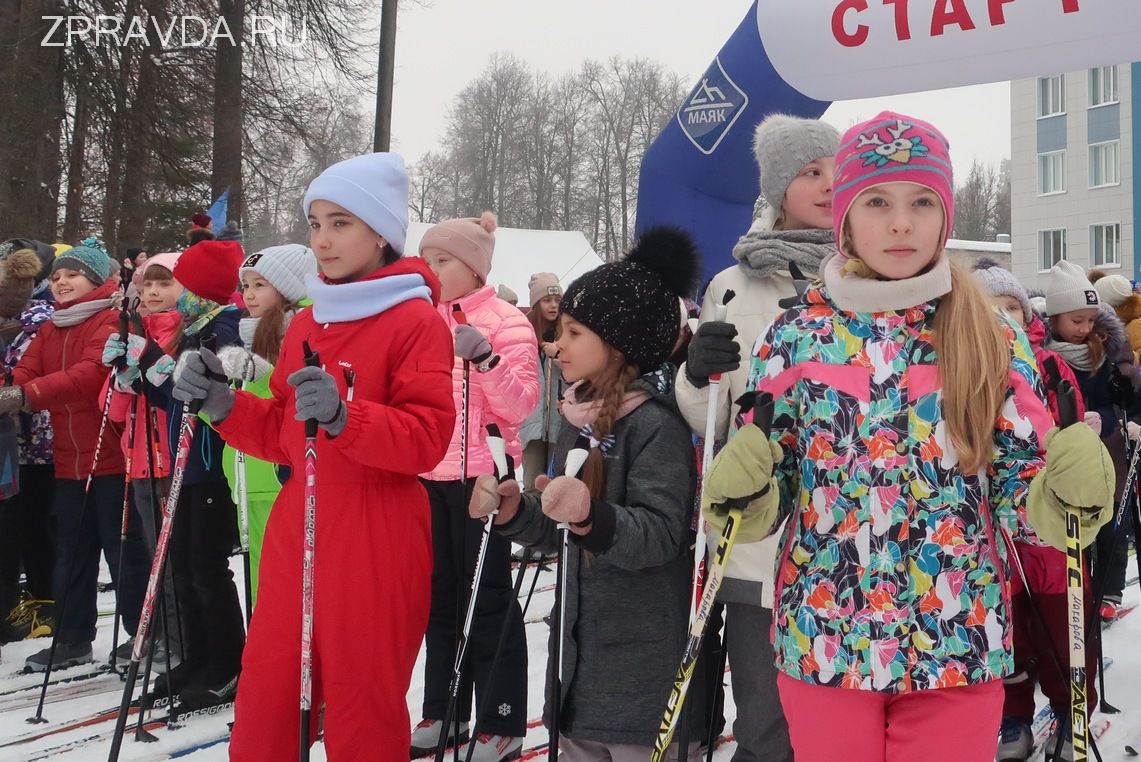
[677,57,748,155]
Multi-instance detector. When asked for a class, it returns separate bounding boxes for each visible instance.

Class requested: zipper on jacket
[61,329,84,478]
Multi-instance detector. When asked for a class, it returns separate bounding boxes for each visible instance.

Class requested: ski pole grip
[452,304,468,326]
[735,390,775,437]
[302,340,321,438]
[708,290,737,384]
[1056,380,1078,429]
[188,331,217,416]
[115,304,132,372]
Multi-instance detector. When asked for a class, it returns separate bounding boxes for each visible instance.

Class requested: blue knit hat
[302,152,409,254]
[52,244,110,286]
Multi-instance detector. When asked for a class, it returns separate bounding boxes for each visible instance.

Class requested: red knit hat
[174,240,244,303]
[191,212,213,229]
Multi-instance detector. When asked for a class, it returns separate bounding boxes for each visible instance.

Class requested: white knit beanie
[1045,260,1101,316]
[239,244,317,304]
[1094,274,1133,308]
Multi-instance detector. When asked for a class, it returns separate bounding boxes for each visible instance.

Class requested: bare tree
[952,158,1000,242]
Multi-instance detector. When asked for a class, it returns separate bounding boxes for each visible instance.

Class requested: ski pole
[134,394,179,737]
[236,447,253,626]
[680,288,735,762]
[1056,380,1090,762]
[458,425,517,762]
[299,340,321,762]
[651,392,774,762]
[693,289,735,621]
[109,333,216,761]
[1091,431,1140,715]
[549,434,593,762]
[28,371,117,725]
[445,304,472,762]
[435,423,512,762]
[109,304,135,674]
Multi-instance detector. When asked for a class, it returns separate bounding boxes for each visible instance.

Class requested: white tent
[406,222,604,304]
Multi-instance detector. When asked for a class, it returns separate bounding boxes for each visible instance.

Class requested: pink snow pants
[777,672,1004,762]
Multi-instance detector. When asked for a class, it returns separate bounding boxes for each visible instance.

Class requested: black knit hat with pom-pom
[561,226,701,372]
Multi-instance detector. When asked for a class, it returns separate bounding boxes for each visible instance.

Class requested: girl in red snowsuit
[173,152,455,760]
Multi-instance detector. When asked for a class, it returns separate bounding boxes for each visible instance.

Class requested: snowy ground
[0,554,1138,761]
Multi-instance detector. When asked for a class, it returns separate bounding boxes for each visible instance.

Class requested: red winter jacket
[14,281,126,479]
[215,256,455,514]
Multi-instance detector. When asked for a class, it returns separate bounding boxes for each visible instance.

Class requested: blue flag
[207,190,229,231]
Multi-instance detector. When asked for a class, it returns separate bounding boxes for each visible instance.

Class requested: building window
[1089,66,1119,107]
[1038,151,1066,195]
[1089,141,1120,188]
[1038,75,1065,117]
[1039,229,1067,271]
[1090,223,1121,267]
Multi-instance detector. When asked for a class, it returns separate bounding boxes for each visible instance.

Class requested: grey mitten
[288,366,346,436]
[172,347,235,421]
[686,321,740,388]
[454,324,494,364]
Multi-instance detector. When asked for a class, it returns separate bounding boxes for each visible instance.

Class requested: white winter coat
[675,265,799,608]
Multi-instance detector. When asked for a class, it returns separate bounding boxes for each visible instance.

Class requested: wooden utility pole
[373,0,398,152]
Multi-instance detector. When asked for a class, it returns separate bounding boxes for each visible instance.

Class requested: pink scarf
[561,380,650,428]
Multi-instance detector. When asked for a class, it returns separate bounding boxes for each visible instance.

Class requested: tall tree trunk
[62,61,91,244]
[117,25,161,249]
[102,0,141,255]
[212,0,245,225]
[0,2,64,242]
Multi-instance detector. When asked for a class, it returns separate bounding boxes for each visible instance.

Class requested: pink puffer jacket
[422,286,539,481]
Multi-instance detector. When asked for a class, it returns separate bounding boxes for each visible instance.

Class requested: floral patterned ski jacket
[746,283,1051,693]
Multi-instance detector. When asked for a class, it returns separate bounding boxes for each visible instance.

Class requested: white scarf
[50,298,115,327]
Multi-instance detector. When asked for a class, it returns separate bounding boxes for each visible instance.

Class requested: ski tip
[486,423,503,438]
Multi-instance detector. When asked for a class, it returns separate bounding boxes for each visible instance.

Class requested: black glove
[685,321,740,389]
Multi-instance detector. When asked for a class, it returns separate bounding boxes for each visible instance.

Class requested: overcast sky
[381,0,1012,181]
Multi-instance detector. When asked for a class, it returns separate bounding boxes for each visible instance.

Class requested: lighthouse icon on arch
[677,56,749,155]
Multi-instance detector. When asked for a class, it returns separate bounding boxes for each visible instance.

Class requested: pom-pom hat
[419,212,498,283]
[560,226,700,373]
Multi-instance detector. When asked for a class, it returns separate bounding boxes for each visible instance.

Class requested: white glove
[217,345,273,383]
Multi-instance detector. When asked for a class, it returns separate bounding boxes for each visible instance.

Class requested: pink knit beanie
[419,211,498,282]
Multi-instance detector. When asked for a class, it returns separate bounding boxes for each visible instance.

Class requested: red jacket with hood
[14,280,125,479]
